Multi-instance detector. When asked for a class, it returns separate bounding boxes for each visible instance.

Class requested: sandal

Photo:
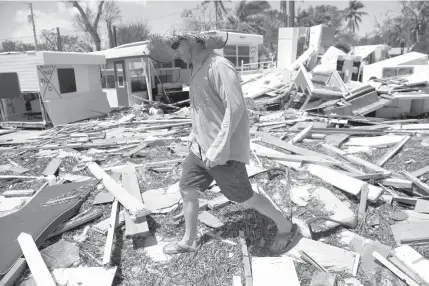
[163,242,200,255]
[269,223,300,254]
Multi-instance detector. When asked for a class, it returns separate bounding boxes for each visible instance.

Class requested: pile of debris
[2,46,429,286]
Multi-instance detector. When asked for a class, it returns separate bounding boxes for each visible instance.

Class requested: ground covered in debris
[2,98,429,286]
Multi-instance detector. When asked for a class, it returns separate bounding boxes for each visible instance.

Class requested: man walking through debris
[148,19,299,255]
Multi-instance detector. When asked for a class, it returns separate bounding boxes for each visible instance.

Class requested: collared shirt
[189,51,250,165]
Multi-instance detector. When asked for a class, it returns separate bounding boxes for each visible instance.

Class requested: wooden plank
[17,233,56,286]
[380,178,413,190]
[207,195,230,210]
[324,133,350,147]
[252,256,300,286]
[307,165,383,202]
[288,124,313,144]
[198,211,224,228]
[311,187,355,229]
[122,142,148,157]
[321,144,391,175]
[389,256,425,286]
[2,190,35,198]
[411,165,429,178]
[372,251,419,286]
[344,135,406,147]
[48,209,103,238]
[122,164,149,238]
[238,230,253,286]
[310,272,337,286]
[102,200,119,266]
[390,221,429,245]
[259,132,335,159]
[401,171,429,195]
[392,245,429,285]
[353,98,392,116]
[42,158,62,176]
[376,136,411,167]
[254,151,341,166]
[282,237,360,275]
[86,162,150,221]
[0,258,26,286]
[414,200,429,213]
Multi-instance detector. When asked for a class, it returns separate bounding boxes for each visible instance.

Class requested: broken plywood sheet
[307,165,383,202]
[142,182,181,214]
[344,135,406,147]
[0,180,97,279]
[198,211,224,228]
[40,239,80,269]
[252,256,300,286]
[390,221,429,245]
[312,187,355,229]
[92,191,115,205]
[282,237,359,275]
[52,266,117,286]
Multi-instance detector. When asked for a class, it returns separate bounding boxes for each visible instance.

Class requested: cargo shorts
[179,151,254,203]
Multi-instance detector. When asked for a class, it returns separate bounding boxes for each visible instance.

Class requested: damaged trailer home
[94,31,264,108]
[0,51,111,127]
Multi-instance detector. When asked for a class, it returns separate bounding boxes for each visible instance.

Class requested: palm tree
[402,1,429,43]
[202,0,231,29]
[228,0,271,34]
[343,0,367,33]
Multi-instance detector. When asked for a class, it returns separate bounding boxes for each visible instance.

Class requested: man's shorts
[179,152,254,203]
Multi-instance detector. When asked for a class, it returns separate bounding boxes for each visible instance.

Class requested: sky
[0,0,404,48]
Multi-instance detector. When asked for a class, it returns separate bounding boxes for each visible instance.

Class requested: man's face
[176,39,192,63]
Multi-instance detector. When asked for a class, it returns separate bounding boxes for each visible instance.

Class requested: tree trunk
[107,22,114,48]
[288,0,295,27]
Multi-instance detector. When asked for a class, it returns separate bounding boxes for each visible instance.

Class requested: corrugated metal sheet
[0,52,44,92]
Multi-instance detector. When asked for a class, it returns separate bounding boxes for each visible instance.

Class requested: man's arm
[204,61,245,165]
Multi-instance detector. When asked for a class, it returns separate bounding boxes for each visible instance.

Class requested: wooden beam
[0,258,26,286]
[86,162,150,221]
[288,124,313,144]
[411,165,429,178]
[392,245,429,285]
[380,178,413,190]
[0,175,46,180]
[103,200,119,266]
[254,152,341,166]
[307,165,383,202]
[372,251,419,286]
[321,144,391,175]
[17,233,56,286]
[2,190,35,197]
[239,230,253,286]
[400,171,429,195]
[122,164,149,238]
[42,158,62,176]
[252,256,300,286]
[47,210,104,238]
[376,136,411,167]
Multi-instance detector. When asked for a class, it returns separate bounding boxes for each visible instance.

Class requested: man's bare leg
[179,188,199,247]
[242,192,293,251]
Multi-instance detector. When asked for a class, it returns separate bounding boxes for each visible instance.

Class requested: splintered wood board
[344,135,406,147]
[307,165,383,202]
[86,162,150,220]
[17,233,56,286]
[122,164,149,238]
[411,165,429,178]
[103,200,119,266]
[198,211,224,228]
[250,143,301,170]
[392,245,429,285]
[282,237,360,275]
[390,221,429,245]
[251,256,300,286]
[311,187,355,229]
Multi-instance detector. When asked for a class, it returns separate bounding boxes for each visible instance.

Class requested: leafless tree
[102,1,121,48]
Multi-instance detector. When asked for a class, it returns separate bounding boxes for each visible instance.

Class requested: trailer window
[57,68,77,94]
[174,59,188,69]
[224,45,237,66]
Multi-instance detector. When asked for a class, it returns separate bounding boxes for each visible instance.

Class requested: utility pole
[28,3,38,50]
[56,27,62,51]
[288,0,295,28]
[113,25,117,47]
